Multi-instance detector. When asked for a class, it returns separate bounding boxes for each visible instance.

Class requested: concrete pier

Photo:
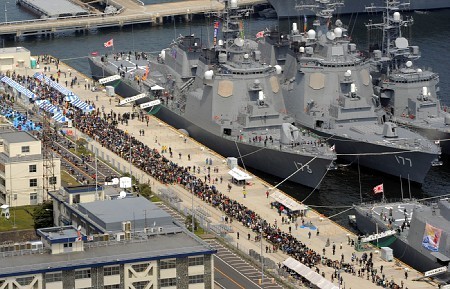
[0,0,267,37]
[8,58,438,289]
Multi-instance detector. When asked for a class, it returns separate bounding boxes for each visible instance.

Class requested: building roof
[0,131,38,144]
[64,185,103,194]
[0,47,30,54]
[20,0,88,17]
[0,231,215,278]
[37,226,86,244]
[77,197,173,232]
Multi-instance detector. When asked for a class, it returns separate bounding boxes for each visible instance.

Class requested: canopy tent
[283,257,339,289]
[151,84,164,91]
[71,98,89,110]
[34,72,73,96]
[1,76,37,100]
[52,113,70,123]
[37,100,59,114]
[64,92,78,102]
[228,167,252,181]
[270,191,308,212]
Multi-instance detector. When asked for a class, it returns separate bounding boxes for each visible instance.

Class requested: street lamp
[4,1,8,24]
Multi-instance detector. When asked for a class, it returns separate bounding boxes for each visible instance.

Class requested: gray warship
[366,0,450,155]
[263,0,441,184]
[88,0,336,189]
[267,0,450,18]
[352,197,450,280]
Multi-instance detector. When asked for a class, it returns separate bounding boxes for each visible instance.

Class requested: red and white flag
[373,184,384,194]
[256,31,265,39]
[104,39,114,48]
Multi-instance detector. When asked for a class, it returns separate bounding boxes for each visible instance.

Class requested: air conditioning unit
[158,227,163,233]
[125,231,131,240]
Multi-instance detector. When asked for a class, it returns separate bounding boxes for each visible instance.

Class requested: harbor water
[2,3,450,225]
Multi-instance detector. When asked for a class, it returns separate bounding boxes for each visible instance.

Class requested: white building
[0,47,31,71]
[0,131,61,207]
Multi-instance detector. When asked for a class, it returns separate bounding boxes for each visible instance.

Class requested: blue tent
[1,76,37,100]
[52,113,70,123]
[34,72,73,96]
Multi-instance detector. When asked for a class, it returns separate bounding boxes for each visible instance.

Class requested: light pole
[260,223,264,286]
[4,1,8,23]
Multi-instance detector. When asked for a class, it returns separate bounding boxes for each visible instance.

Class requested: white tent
[270,191,308,211]
[282,257,339,289]
[228,167,252,181]
[151,85,164,91]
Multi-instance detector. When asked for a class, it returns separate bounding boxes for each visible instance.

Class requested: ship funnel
[280,123,300,144]
[230,0,238,9]
[275,65,282,75]
[218,39,224,46]
[307,29,316,40]
[292,23,298,33]
[334,27,343,38]
[382,122,399,138]
[445,114,450,125]
[393,12,401,22]
[160,50,166,60]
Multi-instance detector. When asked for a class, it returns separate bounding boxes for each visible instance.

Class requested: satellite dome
[292,23,298,32]
[345,70,352,77]
[230,0,238,8]
[393,12,401,22]
[417,68,423,73]
[334,27,343,38]
[299,46,305,53]
[218,39,224,46]
[406,61,413,67]
[275,65,282,74]
[335,19,343,27]
[160,50,166,60]
[204,70,214,80]
[307,29,316,40]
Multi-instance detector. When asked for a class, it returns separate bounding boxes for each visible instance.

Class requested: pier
[0,0,267,37]
[2,55,438,289]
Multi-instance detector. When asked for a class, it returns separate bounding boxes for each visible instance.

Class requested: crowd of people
[1,58,409,289]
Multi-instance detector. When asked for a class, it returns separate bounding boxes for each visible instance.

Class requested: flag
[330,144,335,151]
[303,15,307,32]
[104,39,114,48]
[256,31,265,39]
[373,184,384,194]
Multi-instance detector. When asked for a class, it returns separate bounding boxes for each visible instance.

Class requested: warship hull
[300,127,436,184]
[353,207,441,272]
[89,59,333,188]
[268,0,450,18]
[397,122,450,156]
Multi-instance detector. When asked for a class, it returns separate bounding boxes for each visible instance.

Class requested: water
[3,5,450,226]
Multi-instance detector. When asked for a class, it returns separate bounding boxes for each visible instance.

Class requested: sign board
[98,75,121,84]
[361,230,396,243]
[119,93,146,105]
[424,266,447,277]
[119,177,132,188]
[140,99,161,109]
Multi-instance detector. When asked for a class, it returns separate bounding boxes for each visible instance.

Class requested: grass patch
[0,205,37,232]
[194,226,205,236]
[61,170,80,186]
[150,194,161,202]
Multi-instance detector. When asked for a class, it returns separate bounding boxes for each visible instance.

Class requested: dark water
[3,6,450,225]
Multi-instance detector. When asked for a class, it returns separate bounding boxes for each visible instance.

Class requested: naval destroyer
[352,197,450,279]
[366,0,450,155]
[88,0,336,189]
[261,0,441,184]
[268,0,450,18]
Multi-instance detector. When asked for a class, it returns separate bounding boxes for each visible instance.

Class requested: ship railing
[356,198,419,207]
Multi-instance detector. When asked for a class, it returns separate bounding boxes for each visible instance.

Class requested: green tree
[32,202,54,229]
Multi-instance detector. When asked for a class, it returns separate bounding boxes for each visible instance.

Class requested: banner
[98,75,121,84]
[119,93,146,105]
[213,21,220,46]
[422,223,442,252]
[140,99,161,109]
